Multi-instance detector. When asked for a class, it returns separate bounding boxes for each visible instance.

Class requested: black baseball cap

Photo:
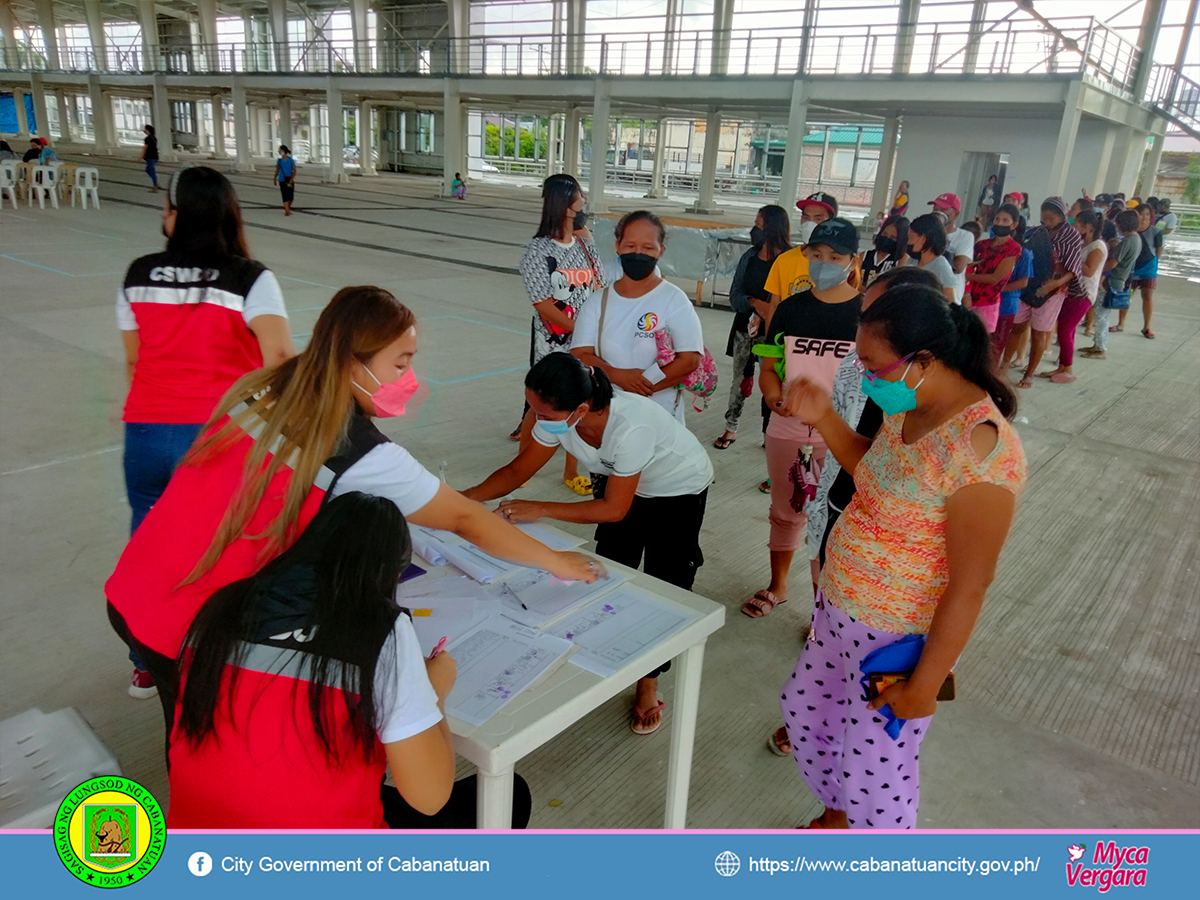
[807,217,859,255]
[1095,193,1114,204]
[797,191,838,216]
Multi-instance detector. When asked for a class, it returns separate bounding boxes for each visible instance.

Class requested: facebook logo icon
[188,851,213,877]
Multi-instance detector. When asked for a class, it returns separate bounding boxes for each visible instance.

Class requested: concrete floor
[1,157,1197,829]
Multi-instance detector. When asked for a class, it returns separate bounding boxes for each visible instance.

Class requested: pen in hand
[429,636,449,659]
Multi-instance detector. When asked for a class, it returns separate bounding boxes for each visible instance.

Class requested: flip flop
[713,434,737,450]
[1109,326,1123,333]
[508,425,523,441]
[1017,377,1034,389]
[631,700,665,736]
[1050,372,1077,384]
[758,479,771,493]
[564,475,593,496]
[742,589,786,618]
[768,725,792,756]
[1142,328,1156,339]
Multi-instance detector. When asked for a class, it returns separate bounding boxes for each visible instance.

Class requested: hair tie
[586,365,595,377]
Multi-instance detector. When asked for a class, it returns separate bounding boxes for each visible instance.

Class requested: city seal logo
[54,776,165,888]
[637,312,659,332]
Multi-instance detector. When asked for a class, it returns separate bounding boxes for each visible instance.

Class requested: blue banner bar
[5,830,1197,897]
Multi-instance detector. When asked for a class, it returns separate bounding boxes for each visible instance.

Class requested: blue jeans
[145,158,158,187]
[123,422,203,670]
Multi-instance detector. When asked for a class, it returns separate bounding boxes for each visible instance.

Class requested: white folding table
[409,537,724,829]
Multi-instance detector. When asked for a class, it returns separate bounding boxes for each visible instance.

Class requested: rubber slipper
[742,589,786,618]
[1109,326,1123,332]
[768,725,792,757]
[1142,329,1156,339]
[564,475,593,496]
[1034,370,1055,379]
[1016,377,1034,389]
[713,434,737,450]
[631,700,665,736]
[758,479,771,493]
[1050,372,1076,384]
[508,426,523,441]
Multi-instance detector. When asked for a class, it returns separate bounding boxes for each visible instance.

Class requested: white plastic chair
[28,164,59,209]
[72,166,100,209]
[0,161,18,209]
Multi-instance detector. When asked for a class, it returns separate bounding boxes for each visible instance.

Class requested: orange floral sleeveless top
[820,397,1027,634]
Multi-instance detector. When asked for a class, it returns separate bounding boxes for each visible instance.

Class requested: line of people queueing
[104,166,1036,833]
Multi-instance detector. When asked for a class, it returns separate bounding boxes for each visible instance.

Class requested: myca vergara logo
[637,312,660,332]
[1065,841,1149,892]
[54,776,166,888]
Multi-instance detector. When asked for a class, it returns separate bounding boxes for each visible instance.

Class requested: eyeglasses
[853,353,914,385]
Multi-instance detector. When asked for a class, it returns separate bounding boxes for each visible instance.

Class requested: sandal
[1016,376,1034,389]
[564,475,593,496]
[758,479,771,493]
[1109,326,1123,333]
[1034,370,1056,379]
[1142,328,1156,339]
[508,425,523,442]
[1050,372,1076,384]
[768,725,792,756]
[631,700,665,736]
[742,589,786,618]
[1080,348,1105,359]
[713,433,738,450]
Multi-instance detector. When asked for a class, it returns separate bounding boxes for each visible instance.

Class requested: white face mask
[799,221,818,243]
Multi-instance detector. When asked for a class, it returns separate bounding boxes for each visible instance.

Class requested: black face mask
[907,242,921,257]
[573,210,589,231]
[749,226,765,246]
[619,252,658,281]
[875,236,897,254]
[992,224,1012,237]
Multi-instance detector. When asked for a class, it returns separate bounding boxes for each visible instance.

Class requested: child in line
[1081,209,1141,361]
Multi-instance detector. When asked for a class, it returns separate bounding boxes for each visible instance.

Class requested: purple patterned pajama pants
[780,592,934,829]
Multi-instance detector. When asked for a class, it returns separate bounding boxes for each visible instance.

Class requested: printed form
[444,618,575,727]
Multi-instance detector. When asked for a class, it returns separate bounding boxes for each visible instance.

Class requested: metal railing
[1147,64,1200,137]
[1,17,1142,87]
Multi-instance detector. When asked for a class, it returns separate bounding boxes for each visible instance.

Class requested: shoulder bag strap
[597,287,609,360]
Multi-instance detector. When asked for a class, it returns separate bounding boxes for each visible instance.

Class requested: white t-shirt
[945,228,975,304]
[914,253,957,297]
[374,613,443,744]
[572,279,704,422]
[1080,239,1107,303]
[115,269,287,330]
[329,442,442,516]
[532,393,713,498]
[1158,212,1178,232]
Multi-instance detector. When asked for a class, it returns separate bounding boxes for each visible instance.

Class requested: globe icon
[714,850,741,877]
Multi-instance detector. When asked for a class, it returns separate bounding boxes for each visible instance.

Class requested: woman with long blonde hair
[107,285,603,740]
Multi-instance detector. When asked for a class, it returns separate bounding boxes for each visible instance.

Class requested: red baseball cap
[928,192,961,213]
[796,191,838,216]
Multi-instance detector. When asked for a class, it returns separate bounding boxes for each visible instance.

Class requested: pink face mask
[356,365,419,418]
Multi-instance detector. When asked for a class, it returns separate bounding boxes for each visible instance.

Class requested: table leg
[664,639,706,829]
[476,765,515,829]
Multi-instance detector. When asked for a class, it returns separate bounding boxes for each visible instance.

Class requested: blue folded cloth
[858,634,925,740]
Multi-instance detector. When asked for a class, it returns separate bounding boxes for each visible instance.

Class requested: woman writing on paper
[171,490,533,828]
[463,353,714,736]
[106,286,603,751]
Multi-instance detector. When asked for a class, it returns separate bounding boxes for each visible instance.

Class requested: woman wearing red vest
[117,167,295,699]
[105,286,603,752]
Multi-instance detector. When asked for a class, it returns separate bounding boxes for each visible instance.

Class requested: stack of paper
[443,619,575,727]
[409,525,525,584]
[487,569,626,628]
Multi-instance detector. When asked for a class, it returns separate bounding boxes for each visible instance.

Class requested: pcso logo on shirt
[637,313,660,333]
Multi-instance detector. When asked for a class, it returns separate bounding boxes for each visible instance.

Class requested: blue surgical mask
[808,259,849,292]
[537,415,575,435]
[860,363,925,416]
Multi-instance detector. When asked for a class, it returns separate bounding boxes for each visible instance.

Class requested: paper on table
[443,618,575,727]
[409,525,448,566]
[489,569,626,628]
[515,522,586,551]
[398,577,500,657]
[409,525,524,584]
[547,585,698,678]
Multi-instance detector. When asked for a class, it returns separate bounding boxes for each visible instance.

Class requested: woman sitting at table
[464,353,714,736]
[171,490,532,829]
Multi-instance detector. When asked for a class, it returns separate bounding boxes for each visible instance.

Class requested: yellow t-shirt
[764,246,812,300]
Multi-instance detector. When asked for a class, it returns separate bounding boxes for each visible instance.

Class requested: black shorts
[279,181,294,203]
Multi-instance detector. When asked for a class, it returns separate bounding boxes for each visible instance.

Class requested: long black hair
[757,204,792,256]
[908,213,947,257]
[861,284,1017,419]
[535,173,582,240]
[525,352,613,412]
[877,214,910,261]
[178,492,412,761]
[167,166,252,261]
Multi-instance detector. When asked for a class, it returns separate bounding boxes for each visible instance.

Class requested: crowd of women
[117,162,1187,833]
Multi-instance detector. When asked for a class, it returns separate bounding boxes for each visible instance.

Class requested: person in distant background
[0,140,16,159]
[977,174,998,228]
[889,181,909,218]
[141,124,160,192]
[1155,198,1177,236]
[23,137,43,162]
[37,139,57,164]
[274,145,296,216]
[451,172,466,199]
